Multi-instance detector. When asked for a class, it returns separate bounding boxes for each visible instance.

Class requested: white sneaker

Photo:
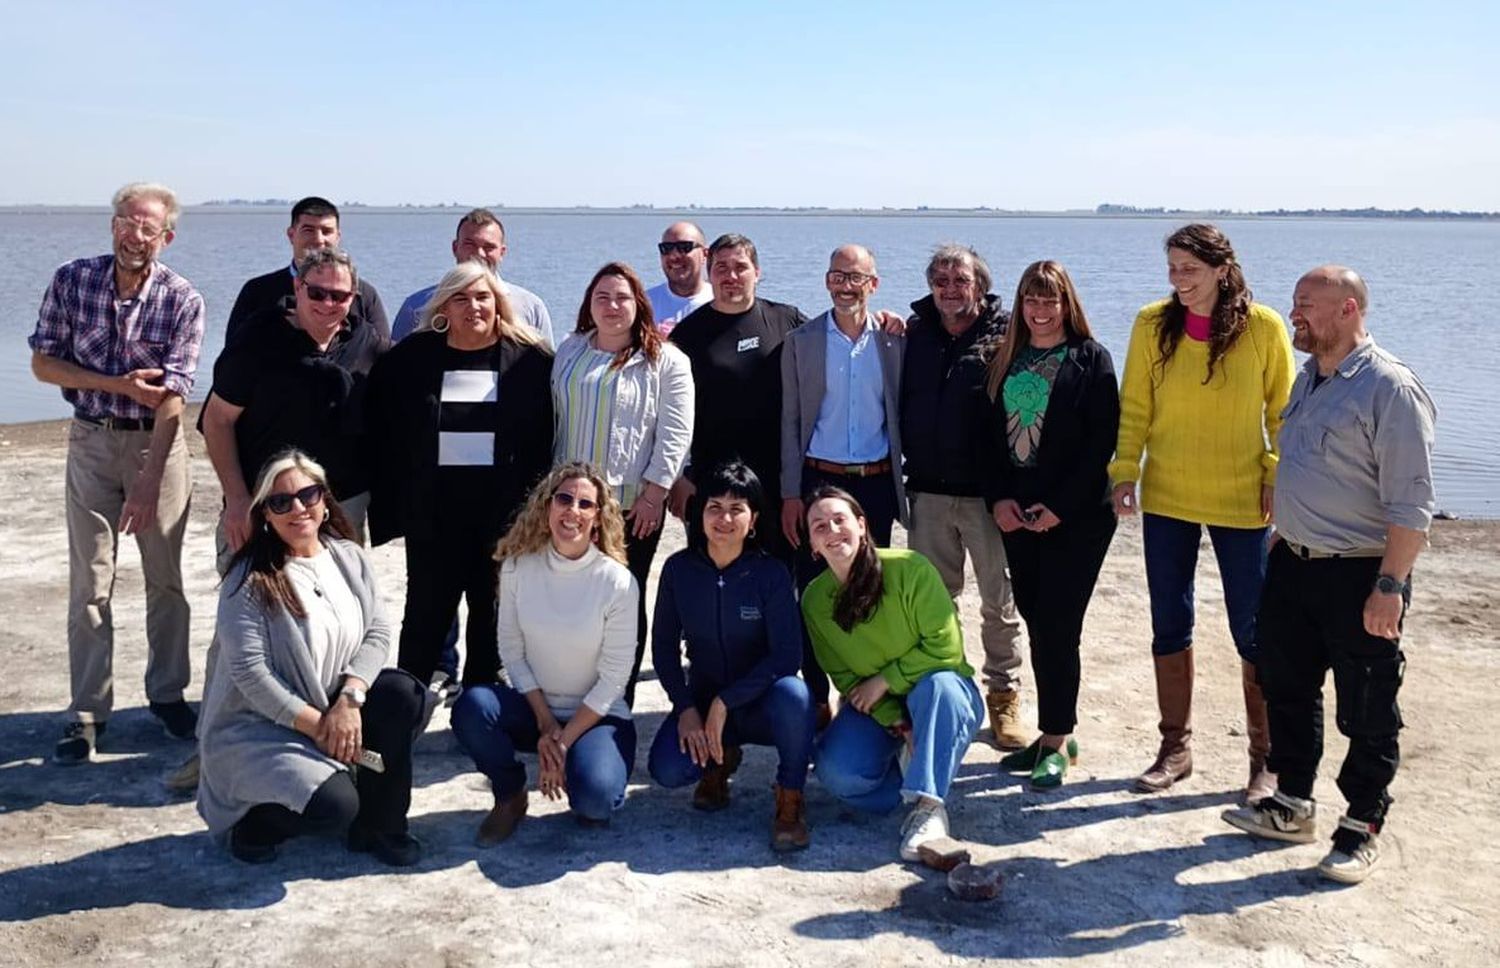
[1221,790,1316,844]
[899,797,949,862]
[1317,817,1382,884]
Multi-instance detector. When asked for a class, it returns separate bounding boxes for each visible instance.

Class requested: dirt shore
[1,415,1497,967]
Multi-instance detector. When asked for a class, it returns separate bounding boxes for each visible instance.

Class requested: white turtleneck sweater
[496,544,638,721]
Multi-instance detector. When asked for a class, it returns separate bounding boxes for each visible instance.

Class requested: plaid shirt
[29,254,206,420]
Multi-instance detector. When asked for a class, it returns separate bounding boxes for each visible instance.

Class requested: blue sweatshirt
[651,547,802,712]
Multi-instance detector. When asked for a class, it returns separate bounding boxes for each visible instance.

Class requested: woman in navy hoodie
[648,461,815,851]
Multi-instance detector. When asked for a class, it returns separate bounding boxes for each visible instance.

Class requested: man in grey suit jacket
[780,243,907,548]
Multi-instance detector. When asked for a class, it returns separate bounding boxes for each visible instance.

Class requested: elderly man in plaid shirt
[29,182,206,765]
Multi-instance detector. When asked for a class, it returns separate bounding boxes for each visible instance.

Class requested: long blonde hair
[493,462,627,565]
[420,259,541,346]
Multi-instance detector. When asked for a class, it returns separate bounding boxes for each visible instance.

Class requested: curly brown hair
[493,461,628,565]
[573,262,661,369]
[1158,223,1252,385]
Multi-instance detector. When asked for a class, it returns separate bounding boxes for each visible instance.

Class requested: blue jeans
[451,683,636,821]
[648,675,815,791]
[813,670,982,812]
[1143,513,1268,661]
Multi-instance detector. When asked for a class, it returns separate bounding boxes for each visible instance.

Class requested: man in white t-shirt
[645,221,713,335]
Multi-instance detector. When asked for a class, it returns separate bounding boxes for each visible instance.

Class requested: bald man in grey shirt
[1223,265,1436,887]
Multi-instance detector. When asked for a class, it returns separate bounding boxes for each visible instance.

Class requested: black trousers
[398,530,501,687]
[623,523,663,707]
[235,669,427,844]
[1257,543,1408,826]
[1000,508,1115,735]
[792,465,901,705]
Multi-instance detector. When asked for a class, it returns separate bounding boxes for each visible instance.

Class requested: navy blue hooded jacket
[651,547,801,712]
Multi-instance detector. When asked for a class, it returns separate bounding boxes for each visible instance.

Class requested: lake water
[3,209,1496,518]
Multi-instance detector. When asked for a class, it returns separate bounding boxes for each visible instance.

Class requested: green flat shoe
[1030,744,1075,789]
[1000,737,1079,773]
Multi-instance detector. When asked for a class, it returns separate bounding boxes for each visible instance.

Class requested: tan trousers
[65,419,192,722]
[907,491,1025,690]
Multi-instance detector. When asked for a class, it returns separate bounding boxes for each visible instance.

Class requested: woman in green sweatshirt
[802,486,983,862]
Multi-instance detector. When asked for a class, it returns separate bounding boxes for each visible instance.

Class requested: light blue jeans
[813,670,983,812]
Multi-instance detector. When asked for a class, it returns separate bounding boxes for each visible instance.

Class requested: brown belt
[1283,540,1384,561]
[805,456,892,478]
[75,412,155,432]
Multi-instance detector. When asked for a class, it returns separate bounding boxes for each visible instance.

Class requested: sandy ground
[0,413,1497,968]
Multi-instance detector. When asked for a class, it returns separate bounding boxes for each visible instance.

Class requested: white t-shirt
[646,281,712,336]
[284,547,363,689]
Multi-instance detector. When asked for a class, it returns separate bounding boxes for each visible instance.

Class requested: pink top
[1185,310,1212,342]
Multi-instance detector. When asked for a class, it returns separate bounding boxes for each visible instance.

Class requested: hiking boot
[986,688,1028,750]
[1317,816,1382,885]
[348,827,423,867]
[692,746,743,812]
[771,784,810,852]
[1241,660,1277,803]
[1136,650,1194,792]
[1222,790,1317,844]
[899,796,950,862]
[476,789,528,847]
[150,700,198,741]
[54,721,105,765]
[163,752,201,795]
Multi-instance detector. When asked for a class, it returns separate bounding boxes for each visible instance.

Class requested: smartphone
[356,748,385,773]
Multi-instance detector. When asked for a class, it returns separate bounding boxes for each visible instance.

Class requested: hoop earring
[431,313,450,333]
[324,506,331,522]
[748,527,757,539]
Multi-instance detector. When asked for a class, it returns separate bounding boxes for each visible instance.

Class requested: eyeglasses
[826,270,875,287]
[552,491,598,512]
[931,274,975,290]
[303,284,355,305]
[658,241,702,256]
[112,216,168,242]
[263,483,327,515]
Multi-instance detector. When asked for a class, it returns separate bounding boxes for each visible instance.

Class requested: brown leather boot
[1242,659,1277,803]
[986,688,1029,751]
[476,788,528,847]
[1136,649,1194,793]
[692,746,743,812]
[771,784,810,852]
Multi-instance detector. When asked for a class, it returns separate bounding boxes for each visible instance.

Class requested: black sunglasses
[552,491,598,512]
[264,483,327,515]
[657,241,701,256]
[304,283,355,305]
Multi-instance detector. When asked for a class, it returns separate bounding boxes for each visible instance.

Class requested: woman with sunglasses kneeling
[450,463,638,844]
[648,461,814,851]
[802,486,984,862]
[198,450,428,866]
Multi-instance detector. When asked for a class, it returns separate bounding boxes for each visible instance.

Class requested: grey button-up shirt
[1274,337,1437,553]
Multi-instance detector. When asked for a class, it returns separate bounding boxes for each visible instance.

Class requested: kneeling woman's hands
[847,675,891,715]
[537,728,568,801]
[316,693,363,765]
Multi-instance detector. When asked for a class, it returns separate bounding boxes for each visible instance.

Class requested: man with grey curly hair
[29,181,206,765]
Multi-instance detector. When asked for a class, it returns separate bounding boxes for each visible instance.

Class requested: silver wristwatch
[340,685,367,708]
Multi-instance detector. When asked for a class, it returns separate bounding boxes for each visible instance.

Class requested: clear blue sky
[2,0,1496,209]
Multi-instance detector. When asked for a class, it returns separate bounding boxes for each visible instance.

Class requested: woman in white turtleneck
[449,461,638,845]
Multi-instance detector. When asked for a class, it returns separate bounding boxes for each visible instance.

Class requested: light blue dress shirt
[806,311,889,464]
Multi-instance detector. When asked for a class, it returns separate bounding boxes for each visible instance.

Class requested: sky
[2,1,1497,210]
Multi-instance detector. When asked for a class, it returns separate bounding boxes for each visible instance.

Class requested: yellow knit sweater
[1109,300,1295,529]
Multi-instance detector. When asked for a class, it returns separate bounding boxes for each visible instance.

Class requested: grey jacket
[552,333,695,493]
[780,310,907,522]
[196,538,390,837]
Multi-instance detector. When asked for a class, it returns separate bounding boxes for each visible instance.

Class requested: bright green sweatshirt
[801,549,975,727]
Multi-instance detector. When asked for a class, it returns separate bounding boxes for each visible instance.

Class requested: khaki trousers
[65,419,192,721]
[907,491,1024,690]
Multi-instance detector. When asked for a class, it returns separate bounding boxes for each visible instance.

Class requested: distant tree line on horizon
[1096,203,1499,221]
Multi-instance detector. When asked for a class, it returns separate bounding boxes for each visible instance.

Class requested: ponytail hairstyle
[1158,223,1252,384]
[804,485,884,632]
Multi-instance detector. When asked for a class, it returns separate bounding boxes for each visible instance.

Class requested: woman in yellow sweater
[1110,224,1294,801]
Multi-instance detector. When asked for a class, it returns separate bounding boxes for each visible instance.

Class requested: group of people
[28,183,1437,886]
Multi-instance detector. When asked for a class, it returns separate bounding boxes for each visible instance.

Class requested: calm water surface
[2,210,1495,517]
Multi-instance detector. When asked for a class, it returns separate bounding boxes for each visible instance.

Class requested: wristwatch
[340,684,367,708]
[1373,573,1409,596]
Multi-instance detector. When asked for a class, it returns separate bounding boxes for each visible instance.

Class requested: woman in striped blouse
[552,262,694,704]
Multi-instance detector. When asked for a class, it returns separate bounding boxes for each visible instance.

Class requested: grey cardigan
[197,538,390,837]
